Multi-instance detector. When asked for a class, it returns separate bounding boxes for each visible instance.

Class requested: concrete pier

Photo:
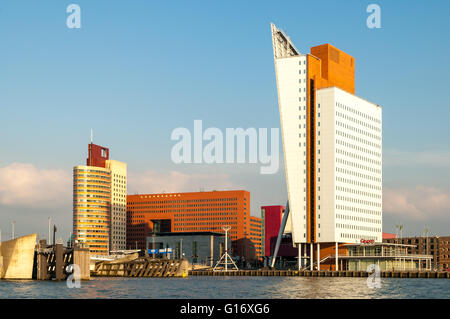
[92,256,189,278]
[0,234,37,279]
[34,240,90,281]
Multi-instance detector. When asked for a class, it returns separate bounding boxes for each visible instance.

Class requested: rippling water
[0,277,448,299]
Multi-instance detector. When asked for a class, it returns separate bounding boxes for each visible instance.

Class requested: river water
[0,277,449,299]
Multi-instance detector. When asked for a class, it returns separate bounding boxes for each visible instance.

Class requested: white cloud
[0,163,71,207]
[383,185,450,220]
[128,170,240,195]
[384,149,450,167]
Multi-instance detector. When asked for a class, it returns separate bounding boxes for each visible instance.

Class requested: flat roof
[128,189,249,198]
[147,231,225,238]
[344,242,417,248]
[317,86,382,109]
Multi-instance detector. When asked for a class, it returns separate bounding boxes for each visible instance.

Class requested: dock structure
[0,234,37,279]
[34,240,90,281]
[92,256,189,278]
[189,269,450,278]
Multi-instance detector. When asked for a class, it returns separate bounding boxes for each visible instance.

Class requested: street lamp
[180,238,183,260]
[48,217,51,245]
[424,227,430,270]
[223,226,231,271]
[152,231,156,259]
[243,231,247,268]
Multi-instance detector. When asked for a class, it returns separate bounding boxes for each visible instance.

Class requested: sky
[1,0,450,241]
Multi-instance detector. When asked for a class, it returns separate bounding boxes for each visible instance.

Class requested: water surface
[0,277,448,299]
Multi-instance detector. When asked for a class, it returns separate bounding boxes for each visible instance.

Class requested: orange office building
[126,190,262,262]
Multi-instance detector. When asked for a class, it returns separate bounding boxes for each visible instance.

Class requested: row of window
[75,213,108,218]
[75,194,110,200]
[336,101,381,125]
[75,209,110,214]
[336,223,380,233]
[129,197,242,205]
[130,202,238,210]
[336,148,382,167]
[75,184,110,190]
[336,204,382,216]
[336,138,381,159]
[337,130,381,150]
[75,204,109,209]
[336,213,381,224]
[74,172,110,177]
[336,120,381,141]
[336,195,380,208]
[336,167,382,189]
[336,110,380,133]
[75,224,110,229]
[337,157,382,177]
[336,176,381,191]
[340,233,378,240]
[75,179,110,185]
[336,186,381,200]
[74,189,111,195]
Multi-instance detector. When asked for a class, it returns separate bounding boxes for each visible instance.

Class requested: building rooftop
[148,231,226,237]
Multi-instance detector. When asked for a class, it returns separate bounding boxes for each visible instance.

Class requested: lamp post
[222,226,231,271]
[395,224,399,245]
[11,221,15,240]
[48,217,51,245]
[180,238,183,260]
[152,232,156,259]
[424,227,429,270]
[243,231,247,268]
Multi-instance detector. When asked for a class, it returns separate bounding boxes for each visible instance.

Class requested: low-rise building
[383,236,450,271]
[127,190,261,262]
[342,242,433,271]
[146,232,230,267]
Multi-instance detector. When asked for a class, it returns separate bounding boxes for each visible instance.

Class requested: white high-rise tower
[271,23,382,269]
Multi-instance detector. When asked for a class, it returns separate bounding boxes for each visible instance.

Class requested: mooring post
[55,243,64,280]
[37,240,49,280]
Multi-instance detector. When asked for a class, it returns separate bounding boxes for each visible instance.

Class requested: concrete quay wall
[189,269,450,279]
[0,234,37,279]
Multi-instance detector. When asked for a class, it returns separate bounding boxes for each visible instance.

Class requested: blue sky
[1,0,450,240]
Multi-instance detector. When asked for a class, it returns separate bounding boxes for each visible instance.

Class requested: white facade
[315,87,382,243]
[274,55,308,243]
[106,160,127,251]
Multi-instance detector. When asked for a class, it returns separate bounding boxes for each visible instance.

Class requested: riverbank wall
[189,269,450,278]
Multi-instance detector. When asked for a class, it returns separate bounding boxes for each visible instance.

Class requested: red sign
[360,239,375,245]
